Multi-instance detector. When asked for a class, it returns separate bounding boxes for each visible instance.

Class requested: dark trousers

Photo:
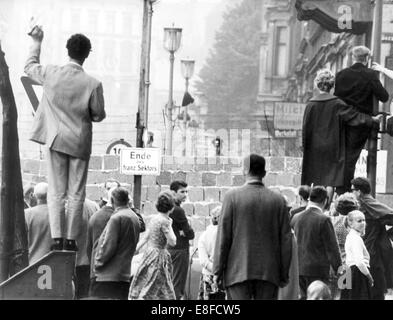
[169,248,190,300]
[226,280,278,300]
[299,276,328,300]
[89,278,130,300]
[74,265,90,299]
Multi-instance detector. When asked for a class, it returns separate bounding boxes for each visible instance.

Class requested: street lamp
[180,59,195,156]
[164,25,182,155]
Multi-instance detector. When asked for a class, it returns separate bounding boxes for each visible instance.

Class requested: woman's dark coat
[301,93,373,187]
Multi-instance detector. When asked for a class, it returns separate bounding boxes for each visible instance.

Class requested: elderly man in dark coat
[301,68,381,194]
[334,46,389,194]
[213,154,292,300]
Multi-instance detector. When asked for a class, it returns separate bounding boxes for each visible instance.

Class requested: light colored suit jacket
[24,43,106,160]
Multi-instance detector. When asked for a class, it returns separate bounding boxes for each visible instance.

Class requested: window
[105,12,116,34]
[274,26,288,77]
[119,41,133,73]
[70,9,81,31]
[88,10,98,33]
[122,12,133,35]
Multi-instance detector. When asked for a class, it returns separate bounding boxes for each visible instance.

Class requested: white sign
[354,149,387,193]
[274,130,297,138]
[274,102,306,130]
[120,148,161,176]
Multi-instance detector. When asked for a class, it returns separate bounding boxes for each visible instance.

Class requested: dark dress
[334,63,389,192]
[301,93,373,188]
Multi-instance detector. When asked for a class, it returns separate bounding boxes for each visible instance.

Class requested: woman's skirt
[340,265,372,300]
[128,247,176,300]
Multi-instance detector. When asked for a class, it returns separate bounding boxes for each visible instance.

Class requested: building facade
[257,0,393,158]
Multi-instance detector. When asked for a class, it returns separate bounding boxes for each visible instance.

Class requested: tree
[195,0,261,128]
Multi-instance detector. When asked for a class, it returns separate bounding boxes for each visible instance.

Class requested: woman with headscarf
[301,69,380,200]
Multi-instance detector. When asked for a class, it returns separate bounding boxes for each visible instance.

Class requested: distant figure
[129,191,177,300]
[87,187,116,295]
[334,46,389,194]
[307,280,332,300]
[351,177,393,299]
[25,182,51,265]
[291,186,342,299]
[341,210,373,300]
[25,27,106,251]
[24,183,37,209]
[212,136,223,156]
[72,198,99,299]
[198,206,225,300]
[213,154,292,300]
[290,185,311,219]
[301,69,380,198]
[98,179,120,208]
[91,188,140,300]
[168,180,195,300]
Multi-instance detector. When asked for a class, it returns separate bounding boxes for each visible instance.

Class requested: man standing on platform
[334,46,389,194]
[24,26,106,251]
[168,180,195,300]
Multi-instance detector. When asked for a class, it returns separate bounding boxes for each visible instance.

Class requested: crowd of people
[21,25,393,300]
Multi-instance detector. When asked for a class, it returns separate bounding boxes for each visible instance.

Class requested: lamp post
[367,0,383,197]
[180,59,195,156]
[164,25,182,155]
[134,0,157,211]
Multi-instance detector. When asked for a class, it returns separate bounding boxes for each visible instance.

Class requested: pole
[166,51,175,155]
[0,43,28,282]
[134,0,153,211]
[367,0,383,197]
[182,78,189,157]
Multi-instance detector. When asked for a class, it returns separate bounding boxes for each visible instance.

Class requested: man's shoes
[50,238,64,251]
[63,239,78,252]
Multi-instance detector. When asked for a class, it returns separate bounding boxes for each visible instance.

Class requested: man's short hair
[66,34,92,61]
[351,177,371,194]
[309,186,328,204]
[352,46,371,63]
[298,185,311,201]
[104,178,121,190]
[33,182,48,201]
[170,180,188,193]
[243,154,266,177]
[111,187,129,206]
[307,280,332,300]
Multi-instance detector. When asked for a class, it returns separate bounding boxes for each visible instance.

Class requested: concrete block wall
[21,155,303,245]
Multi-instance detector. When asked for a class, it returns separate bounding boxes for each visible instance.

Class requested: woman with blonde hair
[301,68,380,202]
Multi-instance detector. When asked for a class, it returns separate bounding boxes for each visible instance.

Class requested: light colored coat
[24,45,105,160]
[25,204,52,265]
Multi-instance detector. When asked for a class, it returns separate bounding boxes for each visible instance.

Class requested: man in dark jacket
[334,46,389,194]
[91,187,140,300]
[351,177,393,300]
[213,154,292,300]
[168,180,195,300]
[291,186,341,299]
